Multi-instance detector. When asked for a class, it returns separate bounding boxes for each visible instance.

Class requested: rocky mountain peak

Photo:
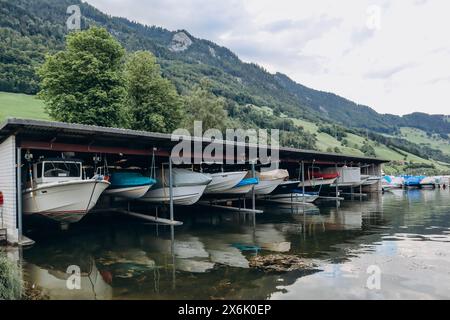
[169,31,193,52]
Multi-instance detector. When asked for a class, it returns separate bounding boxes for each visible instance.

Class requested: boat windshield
[43,162,81,178]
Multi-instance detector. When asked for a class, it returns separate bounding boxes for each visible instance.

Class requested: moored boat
[382,176,404,189]
[254,169,289,195]
[270,180,301,195]
[404,176,424,188]
[141,168,212,205]
[328,167,367,189]
[103,171,156,199]
[204,171,248,194]
[22,159,110,223]
[361,175,381,186]
[221,177,259,195]
[297,171,339,192]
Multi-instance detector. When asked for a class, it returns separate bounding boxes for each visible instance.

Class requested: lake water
[20,189,450,300]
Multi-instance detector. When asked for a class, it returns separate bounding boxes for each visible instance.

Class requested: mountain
[275,73,450,135]
[1,0,450,173]
[2,0,450,137]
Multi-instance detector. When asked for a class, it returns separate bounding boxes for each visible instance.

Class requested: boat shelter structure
[0,118,388,244]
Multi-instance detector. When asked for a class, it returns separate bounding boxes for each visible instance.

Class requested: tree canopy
[124,51,184,133]
[183,79,230,133]
[37,27,127,127]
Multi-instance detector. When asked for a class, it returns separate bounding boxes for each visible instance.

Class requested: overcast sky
[85,0,450,116]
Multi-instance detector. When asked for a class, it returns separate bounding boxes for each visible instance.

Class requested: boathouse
[0,118,388,244]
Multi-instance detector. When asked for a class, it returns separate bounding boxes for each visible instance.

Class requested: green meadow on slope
[398,127,450,157]
[0,92,50,122]
[226,104,450,173]
[1,91,449,174]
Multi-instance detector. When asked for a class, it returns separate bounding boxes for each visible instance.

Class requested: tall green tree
[37,27,127,127]
[124,51,184,133]
[184,79,230,133]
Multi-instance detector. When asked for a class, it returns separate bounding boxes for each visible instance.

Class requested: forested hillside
[1,0,450,173]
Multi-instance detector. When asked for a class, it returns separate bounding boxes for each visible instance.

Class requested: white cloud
[85,0,450,115]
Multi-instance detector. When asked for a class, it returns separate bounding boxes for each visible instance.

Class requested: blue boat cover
[110,172,156,188]
[234,177,259,188]
[404,176,425,186]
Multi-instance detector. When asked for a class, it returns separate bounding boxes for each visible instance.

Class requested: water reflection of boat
[143,235,215,273]
[175,259,215,273]
[265,202,320,214]
[208,247,249,269]
[254,224,291,252]
[262,191,319,204]
[25,261,113,300]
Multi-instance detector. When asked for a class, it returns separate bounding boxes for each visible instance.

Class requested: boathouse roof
[0,118,388,165]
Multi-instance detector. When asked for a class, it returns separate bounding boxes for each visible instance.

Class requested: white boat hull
[141,185,207,206]
[222,184,255,195]
[23,180,110,223]
[205,171,248,194]
[362,176,381,186]
[332,178,368,188]
[298,178,337,188]
[254,178,285,195]
[103,185,152,200]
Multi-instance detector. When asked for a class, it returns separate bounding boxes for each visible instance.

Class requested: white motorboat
[382,176,404,189]
[328,167,368,189]
[204,171,248,194]
[361,175,381,186]
[298,177,337,188]
[220,177,259,195]
[420,176,438,188]
[297,171,338,192]
[141,168,212,205]
[103,171,156,199]
[22,159,110,223]
[254,169,289,195]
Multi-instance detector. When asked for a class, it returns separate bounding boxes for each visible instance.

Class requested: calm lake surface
[21,189,450,300]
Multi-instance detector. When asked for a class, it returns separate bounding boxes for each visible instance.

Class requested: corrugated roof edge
[0,118,389,163]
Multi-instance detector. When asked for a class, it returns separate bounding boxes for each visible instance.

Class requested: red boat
[308,172,340,180]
